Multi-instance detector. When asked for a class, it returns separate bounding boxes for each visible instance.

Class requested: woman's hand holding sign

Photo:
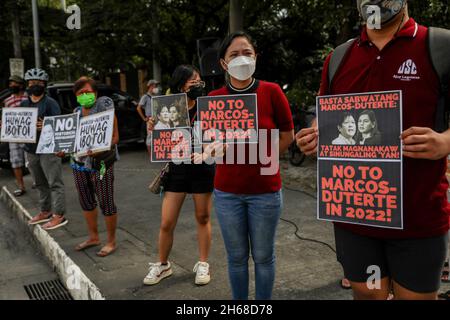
[192,141,229,164]
[192,152,205,164]
[147,117,156,132]
[402,127,450,160]
[204,140,228,159]
[296,119,319,156]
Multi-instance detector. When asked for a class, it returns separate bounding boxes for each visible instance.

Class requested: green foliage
[0,0,449,105]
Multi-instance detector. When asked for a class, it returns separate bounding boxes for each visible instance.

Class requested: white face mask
[226,56,256,81]
[152,87,160,95]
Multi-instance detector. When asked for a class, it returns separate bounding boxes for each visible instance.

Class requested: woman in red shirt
[207,32,294,300]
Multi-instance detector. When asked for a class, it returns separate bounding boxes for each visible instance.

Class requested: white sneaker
[193,261,210,285]
[143,262,173,285]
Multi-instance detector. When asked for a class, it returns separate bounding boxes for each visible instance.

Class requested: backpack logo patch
[394,59,420,81]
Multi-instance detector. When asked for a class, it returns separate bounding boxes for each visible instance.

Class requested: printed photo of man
[37,121,56,154]
[332,113,357,145]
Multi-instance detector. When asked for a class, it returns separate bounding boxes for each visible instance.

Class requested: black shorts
[164,162,215,194]
[334,224,449,293]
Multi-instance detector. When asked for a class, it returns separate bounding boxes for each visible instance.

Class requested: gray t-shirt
[139,94,153,117]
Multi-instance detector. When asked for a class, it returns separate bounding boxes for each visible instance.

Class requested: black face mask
[10,86,21,94]
[27,84,45,97]
[186,85,205,100]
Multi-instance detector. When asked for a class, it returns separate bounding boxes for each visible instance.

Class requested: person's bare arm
[112,115,119,145]
[280,130,294,154]
[137,104,147,122]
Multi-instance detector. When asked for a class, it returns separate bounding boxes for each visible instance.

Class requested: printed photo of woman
[356,110,382,145]
[169,98,189,128]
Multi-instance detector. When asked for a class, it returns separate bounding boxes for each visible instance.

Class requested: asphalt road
[1,145,448,300]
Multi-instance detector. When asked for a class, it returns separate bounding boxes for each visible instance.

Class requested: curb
[0,186,105,300]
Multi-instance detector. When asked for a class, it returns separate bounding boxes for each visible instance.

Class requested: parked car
[0,83,146,168]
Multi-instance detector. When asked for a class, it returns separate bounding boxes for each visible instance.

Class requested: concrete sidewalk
[0,146,353,300]
[0,201,58,299]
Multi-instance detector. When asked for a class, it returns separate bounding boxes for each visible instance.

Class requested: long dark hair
[170,97,189,126]
[356,110,380,142]
[169,65,200,94]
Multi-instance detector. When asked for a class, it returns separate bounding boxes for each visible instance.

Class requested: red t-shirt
[209,80,294,194]
[320,18,450,239]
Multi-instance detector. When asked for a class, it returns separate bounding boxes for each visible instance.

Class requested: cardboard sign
[197,94,258,144]
[151,128,192,162]
[317,91,403,229]
[36,113,79,154]
[0,107,38,143]
[76,109,114,156]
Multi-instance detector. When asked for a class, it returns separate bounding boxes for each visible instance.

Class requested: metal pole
[151,1,161,82]
[31,0,41,68]
[229,0,244,33]
[61,0,67,12]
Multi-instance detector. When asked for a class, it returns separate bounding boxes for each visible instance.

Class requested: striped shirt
[4,94,27,108]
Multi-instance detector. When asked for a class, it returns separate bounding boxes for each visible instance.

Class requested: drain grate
[24,279,73,300]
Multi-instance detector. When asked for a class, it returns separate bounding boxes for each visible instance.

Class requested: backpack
[327,27,450,132]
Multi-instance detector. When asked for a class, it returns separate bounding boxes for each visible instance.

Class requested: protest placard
[151,128,192,162]
[152,93,190,129]
[317,90,403,229]
[197,94,258,144]
[0,107,38,143]
[75,109,114,156]
[36,113,79,154]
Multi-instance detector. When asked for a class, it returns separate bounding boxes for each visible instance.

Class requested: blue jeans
[214,189,282,300]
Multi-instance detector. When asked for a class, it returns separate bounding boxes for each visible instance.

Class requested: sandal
[75,240,101,251]
[441,261,449,283]
[438,290,450,300]
[96,245,117,257]
[13,189,26,197]
[340,278,352,290]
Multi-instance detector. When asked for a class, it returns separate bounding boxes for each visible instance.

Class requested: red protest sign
[318,160,401,228]
[197,94,258,144]
[151,128,192,163]
[317,90,403,229]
